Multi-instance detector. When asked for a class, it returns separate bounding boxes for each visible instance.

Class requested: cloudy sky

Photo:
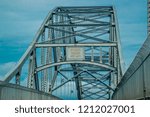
[0,0,147,80]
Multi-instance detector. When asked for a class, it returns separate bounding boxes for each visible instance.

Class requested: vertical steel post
[27,51,36,89]
[15,71,21,85]
[100,47,102,63]
[41,30,46,92]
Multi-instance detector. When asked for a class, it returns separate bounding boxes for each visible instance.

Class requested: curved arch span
[36,61,116,72]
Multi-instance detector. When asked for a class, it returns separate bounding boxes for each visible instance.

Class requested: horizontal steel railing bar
[54,10,112,14]
[59,69,110,72]
[35,42,117,47]
[58,6,112,9]
[46,23,111,27]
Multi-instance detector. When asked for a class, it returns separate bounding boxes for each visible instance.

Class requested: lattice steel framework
[4,6,124,100]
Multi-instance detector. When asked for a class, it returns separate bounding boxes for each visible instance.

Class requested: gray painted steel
[2,6,124,100]
[0,81,60,100]
[112,35,150,99]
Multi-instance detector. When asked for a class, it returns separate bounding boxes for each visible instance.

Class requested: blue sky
[0,0,147,79]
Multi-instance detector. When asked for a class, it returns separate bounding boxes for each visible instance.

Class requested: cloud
[0,62,17,80]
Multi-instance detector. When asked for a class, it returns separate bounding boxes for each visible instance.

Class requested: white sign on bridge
[66,47,85,61]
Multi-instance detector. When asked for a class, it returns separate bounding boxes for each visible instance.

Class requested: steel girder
[4,6,124,100]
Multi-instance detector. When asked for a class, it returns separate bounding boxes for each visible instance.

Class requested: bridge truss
[4,6,124,100]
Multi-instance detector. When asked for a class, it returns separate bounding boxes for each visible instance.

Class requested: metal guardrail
[112,35,150,99]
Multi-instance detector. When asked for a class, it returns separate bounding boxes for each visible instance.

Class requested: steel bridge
[0,6,149,100]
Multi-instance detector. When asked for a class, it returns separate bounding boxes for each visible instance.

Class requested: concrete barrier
[0,81,60,100]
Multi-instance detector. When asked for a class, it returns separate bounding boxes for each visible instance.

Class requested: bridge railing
[112,35,150,99]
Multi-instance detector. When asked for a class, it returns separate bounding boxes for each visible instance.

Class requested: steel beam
[35,43,117,47]
[36,61,116,72]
